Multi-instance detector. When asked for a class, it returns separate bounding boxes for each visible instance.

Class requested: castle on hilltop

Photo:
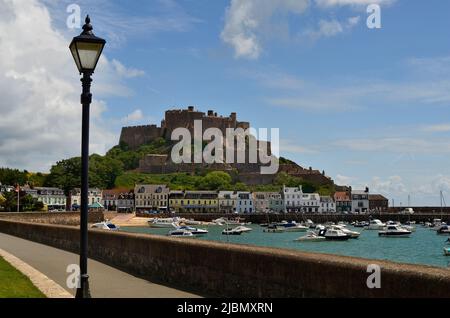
[119,106,334,186]
[120,106,250,150]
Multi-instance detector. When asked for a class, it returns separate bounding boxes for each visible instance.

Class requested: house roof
[369,194,389,201]
[334,191,350,201]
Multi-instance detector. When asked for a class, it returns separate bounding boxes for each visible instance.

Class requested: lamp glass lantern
[69,18,105,73]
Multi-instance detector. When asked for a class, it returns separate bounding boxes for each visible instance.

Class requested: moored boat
[330,225,360,239]
[148,218,179,228]
[168,229,194,237]
[295,231,326,242]
[367,219,386,230]
[379,225,411,238]
[91,221,120,231]
[222,227,244,235]
[177,226,209,236]
[322,228,350,241]
[437,225,450,235]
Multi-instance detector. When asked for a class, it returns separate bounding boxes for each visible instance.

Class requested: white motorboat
[233,225,252,233]
[437,225,450,235]
[168,229,194,237]
[148,218,179,228]
[277,221,308,232]
[322,228,350,241]
[367,219,386,230]
[379,225,411,238]
[222,227,243,235]
[263,225,285,233]
[295,231,326,242]
[177,226,209,236]
[330,225,360,239]
[91,221,120,231]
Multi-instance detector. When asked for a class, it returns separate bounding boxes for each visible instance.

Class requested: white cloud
[0,0,144,172]
[280,139,318,155]
[221,0,309,59]
[335,137,450,154]
[335,174,356,185]
[369,175,407,196]
[315,0,395,8]
[422,124,450,133]
[111,60,145,78]
[121,109,145,125]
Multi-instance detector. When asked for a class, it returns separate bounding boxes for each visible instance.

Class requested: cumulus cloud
[0,0,143,171]
[111,60,145,78]
[221,0,309,59]
[315,0,396,7]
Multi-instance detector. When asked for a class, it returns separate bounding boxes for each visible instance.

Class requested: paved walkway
[0,233,201,298]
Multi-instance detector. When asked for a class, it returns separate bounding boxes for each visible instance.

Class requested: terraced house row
[131,184,389,214]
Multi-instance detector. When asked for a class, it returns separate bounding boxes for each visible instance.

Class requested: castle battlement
[120,106,249,149]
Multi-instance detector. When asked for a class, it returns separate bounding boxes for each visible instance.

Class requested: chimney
[188,106,194,112]
[207,110,214,116]
[230,112,237,120]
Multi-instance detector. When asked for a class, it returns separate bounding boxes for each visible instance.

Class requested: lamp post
[69,15,106,299]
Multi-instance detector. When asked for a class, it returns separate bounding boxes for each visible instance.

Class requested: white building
[236,192,254,213]
[30,187,66,210]
[252,192,274,213]
[134,184,169,212]
[283,186,303,213]
[319,196,336,213]
[301,193,321,213]
[218,191,237,213]
[71,188,102,209]
[351,188,370,214]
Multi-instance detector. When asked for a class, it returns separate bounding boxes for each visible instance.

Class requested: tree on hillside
[196,171,232,190]
[45,157,81,210]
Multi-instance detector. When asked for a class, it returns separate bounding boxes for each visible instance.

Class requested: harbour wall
[0,219,449,298]
[136,212,450,224]
[0,211,104,226]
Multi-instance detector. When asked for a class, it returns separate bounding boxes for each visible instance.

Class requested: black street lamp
[69,15,106,299]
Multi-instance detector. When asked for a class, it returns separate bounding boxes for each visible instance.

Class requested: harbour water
[120,225,450,268]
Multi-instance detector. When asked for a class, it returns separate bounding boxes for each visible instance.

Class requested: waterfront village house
[351,188,370,213]
[369,194,389,212]
[117,191,135,213]
[269,193,284,213]
[71,188,103,210]
[252,192,273,213]
[301,193,321,213]
[319,196,336,213]
[135,185,169,212]
[283,186,303,213]
[218,191,237,213]
[169,191,219,213]
[25,187,66,210]
[102,189,119,211]
[236,192,254,213]
[334,191,352,213]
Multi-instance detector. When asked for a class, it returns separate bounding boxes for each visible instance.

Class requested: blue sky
[2,0,450,205]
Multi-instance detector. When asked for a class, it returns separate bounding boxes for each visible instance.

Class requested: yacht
[91,221,120,231]
[378,225,412,238]
[330,225,360,239]
[437,225,450,235]
[367,219,386,230]
[168,229,194,237]
[322,228,350,241]
[222,227,244,235]
[233,225,252,233]
[177,226,209,236]
[263,224,285,233]
[148,218,179,228]
[295,231,326,242]
[277,221,308,232]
